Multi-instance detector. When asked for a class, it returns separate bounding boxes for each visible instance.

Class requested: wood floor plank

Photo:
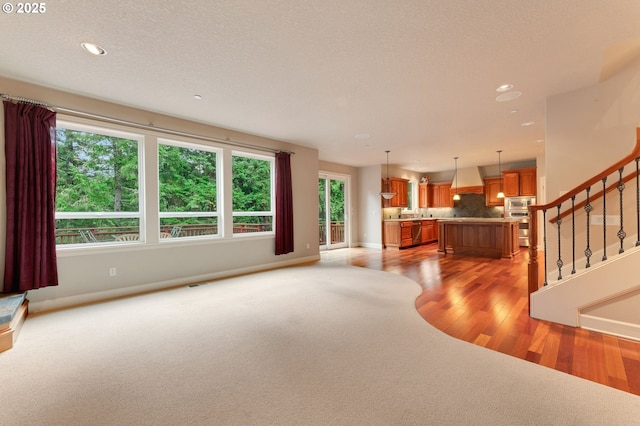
[328,245,640,396]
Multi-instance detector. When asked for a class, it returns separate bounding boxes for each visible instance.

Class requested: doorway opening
[318,173,349,250]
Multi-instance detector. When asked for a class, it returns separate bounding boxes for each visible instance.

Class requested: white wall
[0,77,321,312]
[357,165,383,248]
[546,57,640,200]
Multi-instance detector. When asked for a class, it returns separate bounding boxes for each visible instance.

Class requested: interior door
[319,174,348,250]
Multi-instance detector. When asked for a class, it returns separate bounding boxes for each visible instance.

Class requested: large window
[55,122,141,244]
[55,120,276,246]
[232,152,274,234]
[158,140,220,239]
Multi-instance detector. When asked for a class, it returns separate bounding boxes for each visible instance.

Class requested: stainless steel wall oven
[504,196,536,247]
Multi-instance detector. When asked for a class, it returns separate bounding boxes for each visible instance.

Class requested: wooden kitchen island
[437,218,520,259]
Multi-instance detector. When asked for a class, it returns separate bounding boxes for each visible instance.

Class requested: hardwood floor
[320,244,640,396]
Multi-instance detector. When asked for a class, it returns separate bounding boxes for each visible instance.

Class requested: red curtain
[3,101,58,293]
[275,151,294,255]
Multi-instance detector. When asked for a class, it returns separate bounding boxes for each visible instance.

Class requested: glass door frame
[319,172,350,250]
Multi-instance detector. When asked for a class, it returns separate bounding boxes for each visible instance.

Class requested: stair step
[0,293,28,353]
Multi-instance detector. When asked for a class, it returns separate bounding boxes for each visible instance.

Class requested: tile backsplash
[422,193,504,218]
[383,194,504,219]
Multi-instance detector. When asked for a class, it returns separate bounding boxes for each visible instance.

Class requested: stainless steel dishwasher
[411,220,422,245]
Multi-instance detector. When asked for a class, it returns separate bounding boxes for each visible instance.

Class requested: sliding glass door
[319,174,348,250]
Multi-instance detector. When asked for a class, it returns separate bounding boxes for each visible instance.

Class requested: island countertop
[436,217,520,223]
[437,218,520,258]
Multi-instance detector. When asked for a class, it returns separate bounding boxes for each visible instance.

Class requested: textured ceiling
[1,1,640,172]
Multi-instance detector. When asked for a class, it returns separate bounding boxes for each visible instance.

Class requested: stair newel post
[617,167,626,254]
[585,186,592,268]
[636,157,640,247]
[571,195,576,275]
[543,209,548,286]
[556,204,563,280]
[527,204,540,299]
[602,177,608,261]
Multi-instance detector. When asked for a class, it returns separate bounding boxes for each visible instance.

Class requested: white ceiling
[2,1,640,172]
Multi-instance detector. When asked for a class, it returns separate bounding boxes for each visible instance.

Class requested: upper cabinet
[502,168,536,197]
[418,182,429,208]
[484,177,503,206]
[428,183,453,208]
[519,168,537,196]
[382,177,409,207]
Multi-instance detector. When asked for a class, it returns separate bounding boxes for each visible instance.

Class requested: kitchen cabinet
[429,183,453,208]
[502,171,520,197]
[384,219,438,249]
[421,219,438,243]
[382,177,409,208]
[502,168,536,197]
[484,177,504,207]
[383,220,414,249]
[519,168,536,196]
[437,218,520,258]
[418,183,429,208]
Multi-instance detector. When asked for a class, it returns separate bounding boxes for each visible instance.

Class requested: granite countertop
[383,217,441,222]
[437,217,519,223]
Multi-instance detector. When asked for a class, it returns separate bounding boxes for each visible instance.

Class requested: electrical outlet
[109,267,117,277]
[306,243,310,249]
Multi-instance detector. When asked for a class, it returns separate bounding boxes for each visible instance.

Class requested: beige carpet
[1,263,639,425]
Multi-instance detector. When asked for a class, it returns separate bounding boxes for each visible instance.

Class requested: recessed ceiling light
[521,121,535,126]
[511,109,519,113]
[496,84,514,92]
[355,133,370,140]
[536,139,544,143]
[80,42,107,56]
[194,94,203,100]
[496,91,521,102]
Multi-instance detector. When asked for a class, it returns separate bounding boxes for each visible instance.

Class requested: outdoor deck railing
[319,221,345,245]
[55,222,271,244]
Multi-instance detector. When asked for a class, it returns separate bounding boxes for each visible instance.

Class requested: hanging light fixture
[497,150,505,199]
[380,150,396,200]
[453,156,460,201]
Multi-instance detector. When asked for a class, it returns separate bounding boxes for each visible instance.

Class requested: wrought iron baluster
[585,187,592,268]
[602,177,608,261]
[543,209,548,286]
[571,195,576,274]
[556,204,563,280]
[617,167,626,254]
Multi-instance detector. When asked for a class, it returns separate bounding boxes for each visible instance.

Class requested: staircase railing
[528,128,640,297]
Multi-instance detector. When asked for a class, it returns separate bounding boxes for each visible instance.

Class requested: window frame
[55,120,145,246]
[157,138,222,240]
[231,150,275,237]
[54,117,278,251]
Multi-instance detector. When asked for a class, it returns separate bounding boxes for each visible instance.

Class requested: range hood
[453,167,485,194]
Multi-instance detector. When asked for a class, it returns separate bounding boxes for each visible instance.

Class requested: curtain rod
[1,93,294,155]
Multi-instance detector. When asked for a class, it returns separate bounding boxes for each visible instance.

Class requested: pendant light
[497,150,505,199]
[453,156,460,201]
[380,150,396,200]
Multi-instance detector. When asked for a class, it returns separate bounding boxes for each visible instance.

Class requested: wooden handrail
[531,128,640,215]
[527,128,640,298]
[549,170,637,224]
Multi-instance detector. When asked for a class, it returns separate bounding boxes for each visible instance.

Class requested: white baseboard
[356,242,383,249]
[29,254,321,314]
[580,314,640,342]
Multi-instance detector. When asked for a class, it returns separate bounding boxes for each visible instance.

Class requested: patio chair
[160,232,172,239]
[79,230,98,243]
[115,234,140,242]
[170,225,182,237]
